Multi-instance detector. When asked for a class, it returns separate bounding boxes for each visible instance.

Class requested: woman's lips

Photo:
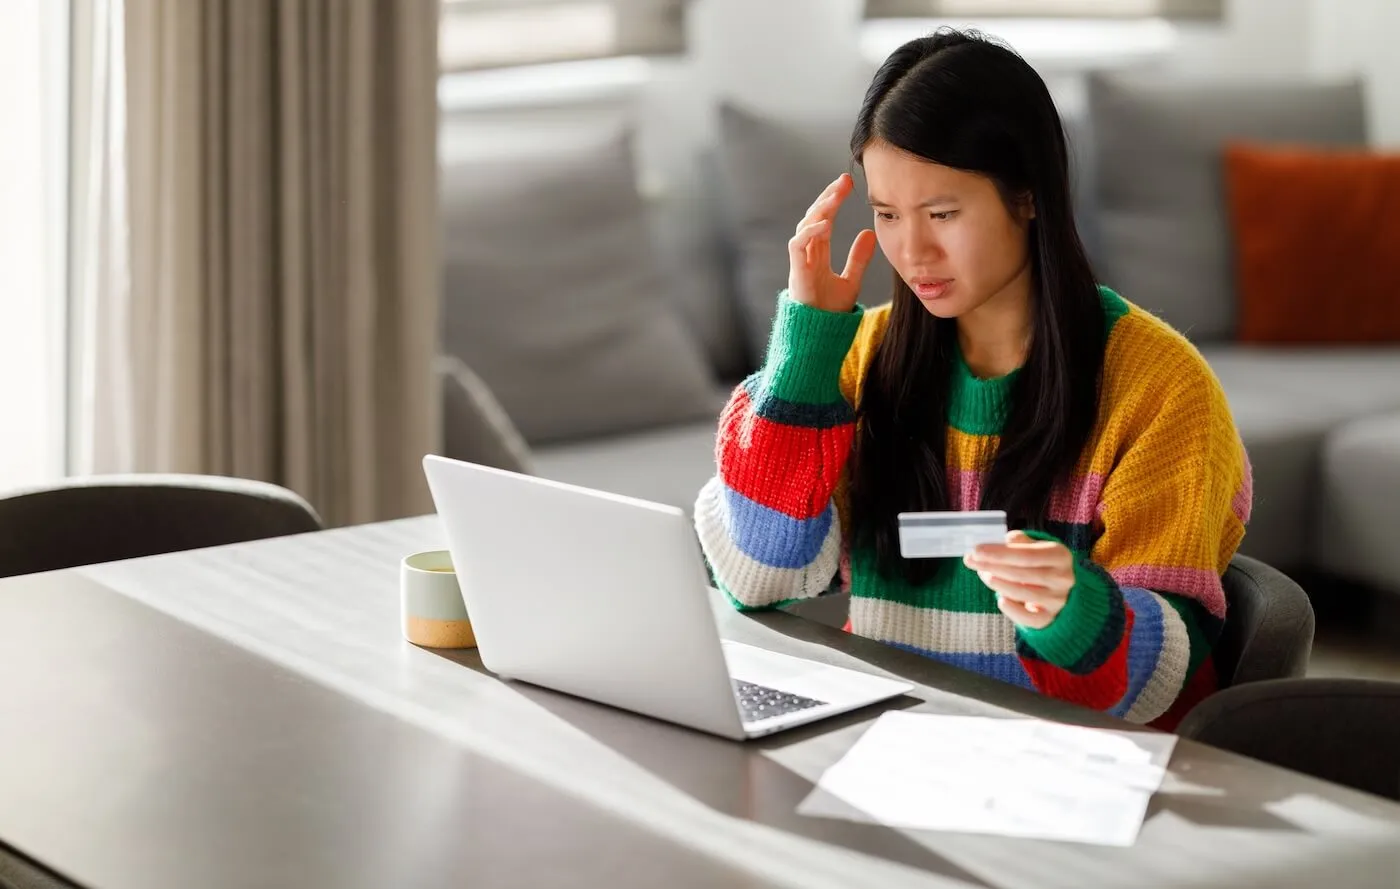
[910,278,953,300]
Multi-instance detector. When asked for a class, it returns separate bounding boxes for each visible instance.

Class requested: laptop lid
[422,455,747,739]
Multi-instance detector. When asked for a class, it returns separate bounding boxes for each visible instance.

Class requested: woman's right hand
[787,173,879,313]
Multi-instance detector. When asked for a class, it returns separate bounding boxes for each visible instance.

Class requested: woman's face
[861,138,1034,319]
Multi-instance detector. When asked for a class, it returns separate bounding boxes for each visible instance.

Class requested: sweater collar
[948,343,1018,436]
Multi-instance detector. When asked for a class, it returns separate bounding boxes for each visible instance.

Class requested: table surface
[1,516,1398,889]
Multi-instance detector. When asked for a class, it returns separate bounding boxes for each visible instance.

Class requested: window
[0,0,68,490]
[860,0,1221,69]
[439,0,688,72]
[863,0,1223,19]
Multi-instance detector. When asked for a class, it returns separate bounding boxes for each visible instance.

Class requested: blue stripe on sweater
[721,485,832,570]
[1109,586,1166,718]
[888,642,1036,691]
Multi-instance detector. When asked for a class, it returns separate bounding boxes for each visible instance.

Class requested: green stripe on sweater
[1015,556,1118,669]
[849,547,1003,613]
[760,293,864,406]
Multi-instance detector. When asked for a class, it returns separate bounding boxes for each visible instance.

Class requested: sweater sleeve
[693,293,863,611]
[1014,358,1252,727]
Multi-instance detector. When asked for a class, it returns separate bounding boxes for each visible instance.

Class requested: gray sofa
[437,70,1400,600]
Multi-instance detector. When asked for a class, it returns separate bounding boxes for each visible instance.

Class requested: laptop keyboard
[732,679,827,723]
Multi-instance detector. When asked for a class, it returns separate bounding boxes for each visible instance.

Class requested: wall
[1163,0,1312,79]
[686,0,871,120]
[1310,0,1400,146]
[685,0,1319,119]
[441,0,1345,135]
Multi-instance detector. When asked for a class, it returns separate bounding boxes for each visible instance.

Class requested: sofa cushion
[440,125,724,445]
[1223,142,1400,344]
[714,103,897,365]
[531,417,722,514]
[1087,74,1368,342]
[1318,413,1400,594]
[438,355,534,475]
[1200,346,1400,570]
[1202,347,1400,423]
[440,99,749,382]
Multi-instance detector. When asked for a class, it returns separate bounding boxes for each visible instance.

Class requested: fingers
[788,218,830,267]
[963,557,1060,587]
[970,541,1066,569]
[797,173,852,235]
[808,221,832,277]
[841,229,878,284]
[976,573,1063,611]
[995,594,1054,629]
[801,173,851,225]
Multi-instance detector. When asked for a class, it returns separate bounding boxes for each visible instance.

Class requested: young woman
[694,29,1252,730]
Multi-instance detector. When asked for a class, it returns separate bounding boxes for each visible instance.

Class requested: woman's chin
[915,297,967,319]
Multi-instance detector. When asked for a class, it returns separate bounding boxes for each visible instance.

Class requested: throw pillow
[1087,74,1367,341]
[1224,143,1400,344]
[440,126,725,445]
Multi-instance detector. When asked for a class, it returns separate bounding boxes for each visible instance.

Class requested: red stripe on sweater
[1021,609,1134,711]
[717,389,854,521]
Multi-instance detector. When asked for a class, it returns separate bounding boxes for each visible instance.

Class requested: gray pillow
[442,98,749,382]
[437,355,534,475]
[1087,73,1368,342]
[440,126,724,445]
[714,103,897,365]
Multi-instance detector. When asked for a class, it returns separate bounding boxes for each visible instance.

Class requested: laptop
[422,455,912,740]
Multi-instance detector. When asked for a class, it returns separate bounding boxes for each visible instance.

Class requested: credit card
[897,510,1008,559]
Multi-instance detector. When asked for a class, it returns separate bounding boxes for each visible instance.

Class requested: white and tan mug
[400,550,476,648]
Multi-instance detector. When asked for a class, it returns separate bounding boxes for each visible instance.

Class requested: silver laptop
[422,455,912,740]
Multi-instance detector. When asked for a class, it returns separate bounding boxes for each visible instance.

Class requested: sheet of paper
[798,712,1177,846]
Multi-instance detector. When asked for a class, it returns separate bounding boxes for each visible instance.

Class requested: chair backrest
[1178,678,1400,801]
[0,474,324,578]
[1214,554,1316,687]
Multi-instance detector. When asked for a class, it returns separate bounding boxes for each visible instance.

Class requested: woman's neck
[957,267,1034,380]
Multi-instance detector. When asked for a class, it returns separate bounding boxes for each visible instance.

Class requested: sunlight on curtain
[0,0,68,490]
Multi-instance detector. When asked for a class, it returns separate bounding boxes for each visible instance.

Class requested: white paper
[799,712,1177,846]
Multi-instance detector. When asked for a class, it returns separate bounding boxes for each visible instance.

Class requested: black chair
[1214,554,1316,686]
[0,474,324,578]
[1178,678,1400,801]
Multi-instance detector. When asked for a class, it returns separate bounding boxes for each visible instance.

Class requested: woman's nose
[899,227,945,266]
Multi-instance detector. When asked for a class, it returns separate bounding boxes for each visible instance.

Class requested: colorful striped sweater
[694,286,1252,730]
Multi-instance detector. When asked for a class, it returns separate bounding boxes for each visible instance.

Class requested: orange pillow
[1224,142,1400,344]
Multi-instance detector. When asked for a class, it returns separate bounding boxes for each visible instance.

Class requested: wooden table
[1,516,1397,889]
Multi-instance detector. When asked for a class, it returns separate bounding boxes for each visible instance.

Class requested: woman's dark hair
[846,29,1104,585]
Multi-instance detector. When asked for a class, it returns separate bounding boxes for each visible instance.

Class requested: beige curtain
[71,0,442,527]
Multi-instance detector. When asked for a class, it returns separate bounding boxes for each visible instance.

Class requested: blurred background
[2,0,1398,670]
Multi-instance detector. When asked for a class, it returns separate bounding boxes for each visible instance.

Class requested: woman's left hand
[963,531,1075,630]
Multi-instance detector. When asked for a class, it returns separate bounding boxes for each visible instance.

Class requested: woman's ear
[1018,191,1036,221]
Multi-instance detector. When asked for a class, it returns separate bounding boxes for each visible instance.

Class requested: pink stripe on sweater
[1232,450,1254,525]
[1111,564,1227,618]
[946,468,983,511]
[946,469,1106,526]
[1047,472,1107,526]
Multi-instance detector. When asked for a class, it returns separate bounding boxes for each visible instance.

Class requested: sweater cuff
[760,291,863,405]
[1016,546,1119,669]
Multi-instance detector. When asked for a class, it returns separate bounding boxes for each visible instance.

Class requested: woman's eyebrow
[867,195,959,208]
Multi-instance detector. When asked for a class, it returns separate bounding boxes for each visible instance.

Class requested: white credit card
[897,510,1008,559]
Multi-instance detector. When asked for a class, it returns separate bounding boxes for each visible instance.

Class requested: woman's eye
[931,210,956,221]
[875,211,896,221]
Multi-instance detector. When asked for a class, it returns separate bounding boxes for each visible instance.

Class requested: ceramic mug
[400,550,476,648]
